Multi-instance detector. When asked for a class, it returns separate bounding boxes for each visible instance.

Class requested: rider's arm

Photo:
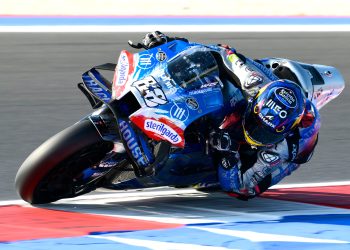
[219,108,320,199]
[217,47,279,98]
[218,139,291,199]
[270,111,320,187]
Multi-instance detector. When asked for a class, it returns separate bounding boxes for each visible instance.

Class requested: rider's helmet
[243,80,306,147]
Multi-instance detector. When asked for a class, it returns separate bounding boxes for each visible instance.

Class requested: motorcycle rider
[130,31,320,200]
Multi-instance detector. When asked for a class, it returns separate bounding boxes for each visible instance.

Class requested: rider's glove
[142,31,168,49]
[128,31,168,49]
[128,31,189,50]
[218,44,237,54]
[209,129,239,152]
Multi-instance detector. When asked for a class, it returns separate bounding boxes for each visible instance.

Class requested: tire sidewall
[15,120,111,203]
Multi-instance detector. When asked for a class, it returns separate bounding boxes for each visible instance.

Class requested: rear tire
[15,120,114,204]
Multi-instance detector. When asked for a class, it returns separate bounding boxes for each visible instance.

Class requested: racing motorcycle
[15,40,345,204]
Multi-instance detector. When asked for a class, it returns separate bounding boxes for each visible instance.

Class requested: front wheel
[15,120,114,204]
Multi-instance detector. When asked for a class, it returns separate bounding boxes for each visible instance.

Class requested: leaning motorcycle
[15,40,345,204]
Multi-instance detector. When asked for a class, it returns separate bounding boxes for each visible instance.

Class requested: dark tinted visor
[243,110,285,146]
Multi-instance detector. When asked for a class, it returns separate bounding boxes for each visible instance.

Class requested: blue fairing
[128,41,226,137]
[82,68,112,103]
[100,41,246,189]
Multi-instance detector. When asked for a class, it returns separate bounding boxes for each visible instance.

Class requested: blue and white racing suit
[213,45,320,199]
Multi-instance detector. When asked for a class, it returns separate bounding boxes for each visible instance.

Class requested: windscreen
[167,47,220,90]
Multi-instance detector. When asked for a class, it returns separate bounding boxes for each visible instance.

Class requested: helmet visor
[243,109,285,146]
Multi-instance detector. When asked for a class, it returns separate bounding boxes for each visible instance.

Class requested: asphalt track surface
[0,32,349,201]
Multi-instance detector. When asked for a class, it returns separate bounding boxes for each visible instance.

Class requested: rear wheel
[15,120,114,204]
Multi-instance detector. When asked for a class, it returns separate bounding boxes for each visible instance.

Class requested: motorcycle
[15,40,345,204]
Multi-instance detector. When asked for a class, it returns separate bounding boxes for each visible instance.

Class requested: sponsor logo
[163,80,174,89]
[264,99,288,119]
[290,143,298,161]
[201,81,219,88]
[119,120,148,166]
[258,113,276,129]
[228,54,244,68]
[230,96,237,107]
[313,87,323,99]
[275,87,297,108]
[165,86,177,95]
[185,97,199,110]
[244,73,263,89]
[159,71,171,83]
[163,80,177,95]
[245,67,254,72]
[156,51,167,62]
[115,52,129,86]
[322,70,333,77]
[156,71,177,95]
[170,103,189,122]
[262,166,271,175]
[221,158,231,169]
[260,151,280,165]
[82,74,110,102]
[138,53,155,69]
[132,76,168,107]
[255,171,266,180]
[189,88,211,95]
[144,119,182,144]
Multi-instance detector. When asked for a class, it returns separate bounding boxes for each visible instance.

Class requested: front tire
[15,120,114,204]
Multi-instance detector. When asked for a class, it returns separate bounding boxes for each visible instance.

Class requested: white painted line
[191,227,350,244]
[104,214,225,225]
[0,188,204,206]
[0,199,27,206]
[1,25,350,32]
[158,203,280,220]
[90,235,237,250]
[61,187,206,201]
[272,180,350,189]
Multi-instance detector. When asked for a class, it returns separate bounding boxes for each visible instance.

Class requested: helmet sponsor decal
[258,113,276,129]
[264,99,288,119]
[275,87,297,108]
[145,119,182,145]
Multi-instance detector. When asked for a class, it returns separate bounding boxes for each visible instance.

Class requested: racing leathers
[212,45,320,199]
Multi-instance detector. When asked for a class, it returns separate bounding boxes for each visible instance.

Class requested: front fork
[88,103,155,178]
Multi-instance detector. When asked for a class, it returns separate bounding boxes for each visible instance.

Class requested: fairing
[112,41,225,148]
[259,58,345,110]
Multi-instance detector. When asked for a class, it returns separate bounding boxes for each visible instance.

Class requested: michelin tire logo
[145,119,182,144]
